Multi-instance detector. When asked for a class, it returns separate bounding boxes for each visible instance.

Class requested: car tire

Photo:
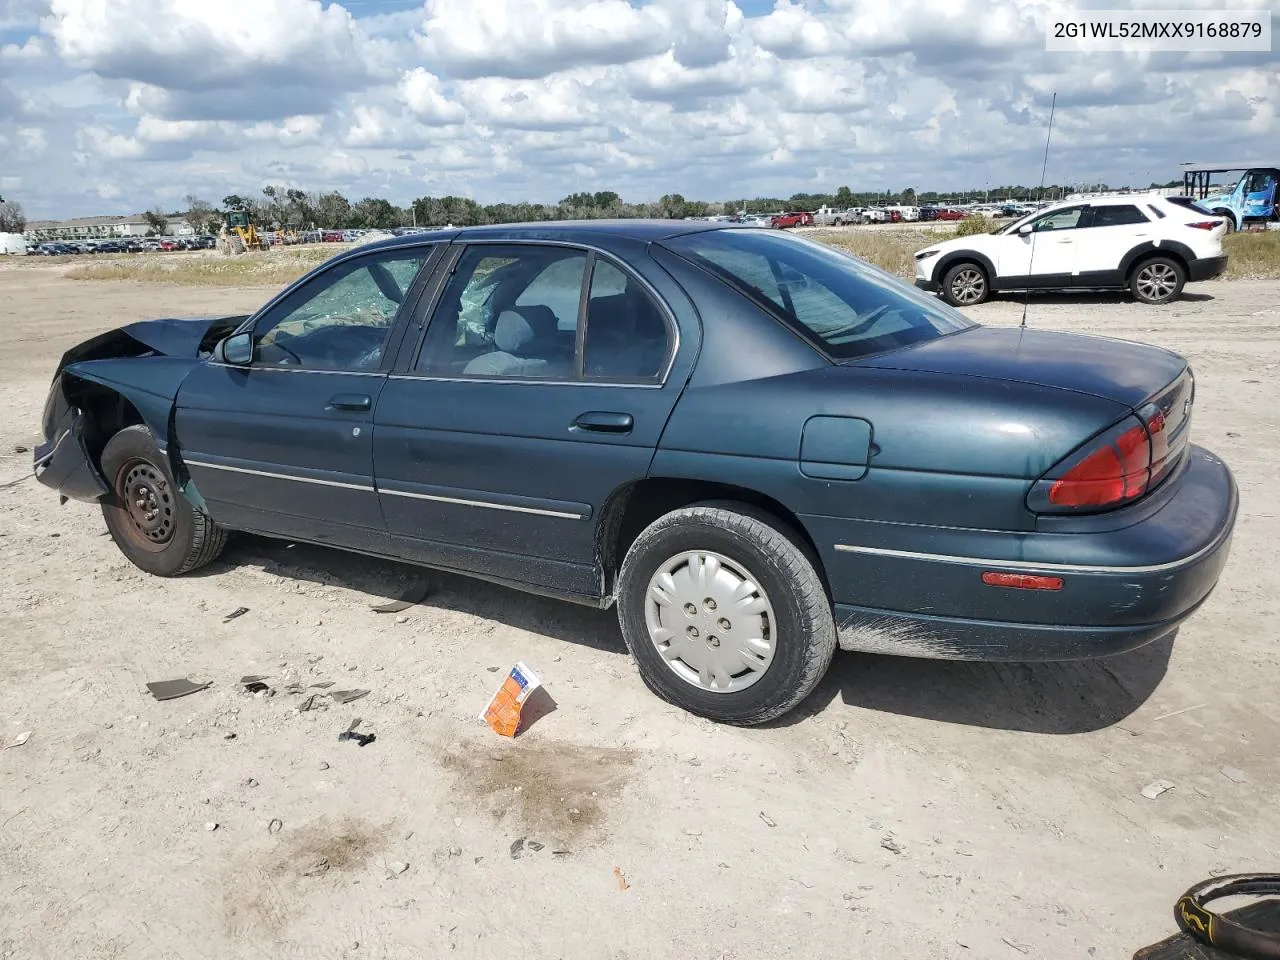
[99,425,227,577]
[1129,256,1186,305]
[940,262,990,306]
[616,501,837,726]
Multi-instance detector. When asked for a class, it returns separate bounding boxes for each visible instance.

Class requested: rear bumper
[1188,254,1228,282]
[812,446,1238,661]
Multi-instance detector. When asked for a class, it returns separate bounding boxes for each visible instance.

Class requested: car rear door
[175,243,441,553]
[373,239,695,599]
[1072,203,1154,283]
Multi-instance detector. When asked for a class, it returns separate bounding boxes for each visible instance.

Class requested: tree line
[11,176,1187,237]
[167,180,1165,233]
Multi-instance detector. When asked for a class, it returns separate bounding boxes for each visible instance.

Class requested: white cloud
[398,68,467,124]
[415,0,670,78]
[0,0,1269,219]
[17,125,47,153]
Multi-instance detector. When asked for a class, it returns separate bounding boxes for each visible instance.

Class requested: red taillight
[982,572,1065,591]
[1049,423,1151,508]
[1187,221,1220,230]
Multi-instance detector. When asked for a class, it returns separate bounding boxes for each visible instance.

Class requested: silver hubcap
[1137,263,1176,301]
[951,268,985,304]
[644,550,775,694]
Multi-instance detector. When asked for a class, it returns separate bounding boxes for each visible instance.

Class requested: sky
[0,0,1277,219]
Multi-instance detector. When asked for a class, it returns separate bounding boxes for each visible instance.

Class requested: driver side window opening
[1029,206,1085,232]
[252,248,431,371]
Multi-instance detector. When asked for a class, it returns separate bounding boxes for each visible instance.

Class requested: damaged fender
[33,315,245,504]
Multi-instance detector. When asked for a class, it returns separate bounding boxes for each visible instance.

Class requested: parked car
[33,222,1237,725]
[935,208,968,221]
[770,212,813,229]
[913,195,1228,306]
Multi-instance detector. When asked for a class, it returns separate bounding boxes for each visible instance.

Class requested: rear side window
[415,244,672,382]
[1090,205,1150,227]
[665,229,974,361]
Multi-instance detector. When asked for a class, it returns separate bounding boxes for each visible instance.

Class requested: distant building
[25,214,193,241]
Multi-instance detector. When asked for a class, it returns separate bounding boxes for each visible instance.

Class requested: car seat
[463,306,567,377]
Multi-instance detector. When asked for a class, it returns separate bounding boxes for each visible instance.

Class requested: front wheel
[941,262,990,306]
[1130,257,1185,305]
[100,425,228,576]
[616,502,837,725]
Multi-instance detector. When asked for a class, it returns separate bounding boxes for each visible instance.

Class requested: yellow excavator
[217,208,267,254]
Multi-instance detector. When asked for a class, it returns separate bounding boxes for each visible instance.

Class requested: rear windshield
[1165,196,1216,215]
[664,228,974,360]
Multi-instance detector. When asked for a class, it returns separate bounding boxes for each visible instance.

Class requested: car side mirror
[218,332,254,366]
[1017,222,1034,236]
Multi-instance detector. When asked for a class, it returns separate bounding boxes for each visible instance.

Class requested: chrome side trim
[379,486,585,520]
[832,540,1222,575]
[206,363,385,377]
[387,374,662,389]
[183,458,376,493]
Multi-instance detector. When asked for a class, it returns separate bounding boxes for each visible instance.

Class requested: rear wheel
[1130,256,1185,305]
[616,502,836,725]
[100,425,227,576]
[941,262,990,306]
[1214,211,1235,234]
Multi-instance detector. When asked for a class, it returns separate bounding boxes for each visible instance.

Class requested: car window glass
[1031,207,1084,232]
[583,259,671,381]
[1090,205,1149,227]
[667,228,973,361]
[516,258,588,331]
[253,248,429,370]
[416,245,585,379]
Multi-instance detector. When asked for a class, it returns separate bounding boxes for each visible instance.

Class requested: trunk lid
[848,327,1187,409]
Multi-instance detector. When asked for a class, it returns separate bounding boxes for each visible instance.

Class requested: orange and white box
[480,662,541,737]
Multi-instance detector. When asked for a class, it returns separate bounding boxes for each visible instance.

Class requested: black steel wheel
[100,425,227,576]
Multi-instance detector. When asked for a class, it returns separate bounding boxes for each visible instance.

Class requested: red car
[158,239,179,251]
[935,209,967,221]
[770,212,814,229]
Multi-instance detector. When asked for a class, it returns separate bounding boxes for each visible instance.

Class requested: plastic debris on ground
[370,581,430,613]
[145,679,212,701]
[9,731,31,748]
[613,867,630,891]
[480,662,541,738]
[1142,779,1176,800]
[222,606,249,623]
[337,719,376,747]
[328,689,369,705]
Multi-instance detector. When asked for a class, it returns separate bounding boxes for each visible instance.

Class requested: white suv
[913,195,1228,306]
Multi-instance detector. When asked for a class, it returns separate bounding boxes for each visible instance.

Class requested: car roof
[350,218,725,256]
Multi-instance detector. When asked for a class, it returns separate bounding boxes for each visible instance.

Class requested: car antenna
[1021,91,1057,330]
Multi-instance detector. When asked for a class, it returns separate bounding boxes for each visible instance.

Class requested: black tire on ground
[616,501,837,726]
[1129,256,1186,305]
[940,261,990,306]
[99,424,227,576]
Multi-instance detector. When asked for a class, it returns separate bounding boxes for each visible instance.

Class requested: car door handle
[328,393,371,412]
[571,411,634,434]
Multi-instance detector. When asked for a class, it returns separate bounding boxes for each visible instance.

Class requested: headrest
[493,305,558,354]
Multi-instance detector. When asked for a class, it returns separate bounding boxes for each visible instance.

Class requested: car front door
[995,204,1086,284]
[175,244,440,552]
[1072,203,1154,282]
[373,240,693,599]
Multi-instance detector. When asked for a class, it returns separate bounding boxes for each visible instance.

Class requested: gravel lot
[1,261,1277,960]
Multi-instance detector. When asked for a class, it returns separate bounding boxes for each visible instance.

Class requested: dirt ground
[1,261,1277,960]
